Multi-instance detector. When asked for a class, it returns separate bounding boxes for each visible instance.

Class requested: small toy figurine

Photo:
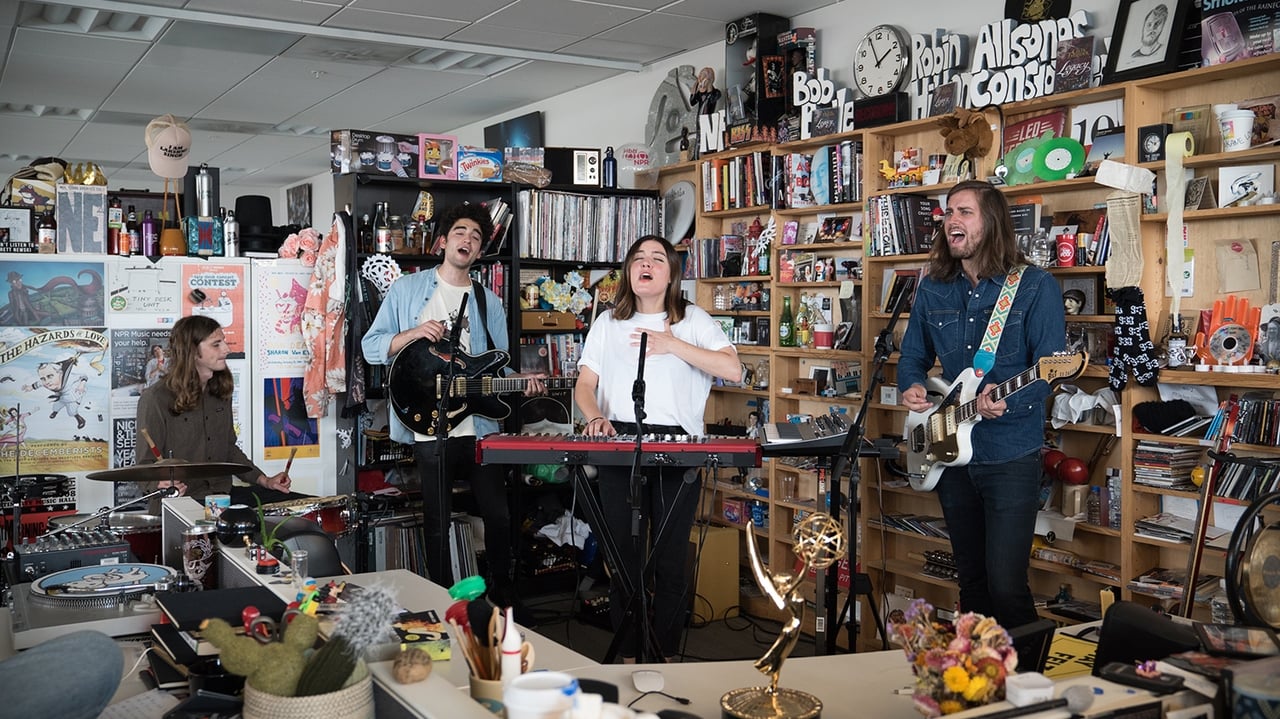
[691,67,722,117]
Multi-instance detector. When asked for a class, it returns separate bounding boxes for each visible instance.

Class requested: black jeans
[596,463,701,657]
[414,437,512,588]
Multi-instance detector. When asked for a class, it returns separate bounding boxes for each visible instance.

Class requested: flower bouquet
[889,598,1018,717]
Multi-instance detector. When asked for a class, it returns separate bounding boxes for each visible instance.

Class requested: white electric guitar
[903,352,1088,491]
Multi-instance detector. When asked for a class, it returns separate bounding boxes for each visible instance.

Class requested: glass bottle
[107,195,123,255]
[359,213,372,253]
[796,292,813,348]
[36,210,57,254]
[122,205,138,256]
[1086,486,1102,525]
[754,358,769,389]
[141,209,159,256]
[373,202,392,253]
[388,215,405,253]
[1165,314,1189,368]
[778,296,796,347]
[1029,229,1053,268]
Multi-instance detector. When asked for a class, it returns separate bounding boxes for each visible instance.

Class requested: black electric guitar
[903,352,1087,491]
[387,338,576,436]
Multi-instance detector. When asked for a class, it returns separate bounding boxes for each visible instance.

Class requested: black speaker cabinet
[724,13,790,145]
[1092,601,1199,675]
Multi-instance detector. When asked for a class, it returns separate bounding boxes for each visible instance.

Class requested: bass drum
[48,512,162,564]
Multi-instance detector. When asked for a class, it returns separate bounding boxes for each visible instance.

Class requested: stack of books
[1127,566,1221,602]
[150,585,288,665]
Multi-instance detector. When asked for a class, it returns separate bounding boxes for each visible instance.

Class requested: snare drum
[48,512,162,564]
[262,495,351,536]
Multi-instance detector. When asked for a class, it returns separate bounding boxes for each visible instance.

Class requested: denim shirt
[361,266,510,445]
[897,265,1065,464]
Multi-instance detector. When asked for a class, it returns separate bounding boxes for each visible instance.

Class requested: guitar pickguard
[903,370,983,491]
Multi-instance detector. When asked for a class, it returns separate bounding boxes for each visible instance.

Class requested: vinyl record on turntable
[31,563,177,607]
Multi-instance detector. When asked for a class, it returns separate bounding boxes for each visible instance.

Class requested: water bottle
[602,146,617,188]
[223,210,239,257]
[1086,486,1102,526]
[1029,230,1053,268]
[196,164,213,217]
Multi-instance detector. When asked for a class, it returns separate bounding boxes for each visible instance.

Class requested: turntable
[8,563,173,649]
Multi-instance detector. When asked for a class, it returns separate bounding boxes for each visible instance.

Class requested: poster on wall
[0,260,105,326]
[183,263,247,358]
[253,261,312,374]
[0,326,110,473]
[262,377,319,462]
[107,327,172,507]
[107,260,182,319]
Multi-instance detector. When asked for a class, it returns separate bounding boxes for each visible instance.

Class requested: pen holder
[469,676,505,715]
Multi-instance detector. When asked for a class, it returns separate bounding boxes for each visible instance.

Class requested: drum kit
[4,460,354,567]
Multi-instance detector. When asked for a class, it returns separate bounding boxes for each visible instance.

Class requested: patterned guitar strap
[972,265,1026,376]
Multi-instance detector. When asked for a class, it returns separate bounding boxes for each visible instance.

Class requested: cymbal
[86,459,254,482]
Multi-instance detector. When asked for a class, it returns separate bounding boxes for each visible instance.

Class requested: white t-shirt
[413,278,475,440]
[577,305,732,436]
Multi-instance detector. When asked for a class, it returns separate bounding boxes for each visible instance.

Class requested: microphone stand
[823,283,912,653]
[431,292,469,584]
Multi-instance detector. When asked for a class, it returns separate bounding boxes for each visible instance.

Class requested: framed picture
[808,365,831,395]
[418,133,458,179]
[817,215,853,243]
[1194,623,1280,658]
[286,183,311,228]
[1060,276,1099,316]
[1103,0,1190,84]
[0,206,34,253]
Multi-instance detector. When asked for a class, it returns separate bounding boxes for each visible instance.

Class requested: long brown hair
[928,179,1026,281]
[163,315,233,413]
[610,235,689,322]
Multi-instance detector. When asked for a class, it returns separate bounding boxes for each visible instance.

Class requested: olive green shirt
[135,383,263,513]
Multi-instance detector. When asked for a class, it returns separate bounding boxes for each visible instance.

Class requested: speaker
[1091,601,1199,676]
[543,147,599,186]
[688,525,739,622]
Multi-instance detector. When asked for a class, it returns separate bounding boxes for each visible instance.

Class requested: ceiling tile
[11,27,149,63]
[182,0,343,24]
[444,23,579,53]
[0,115,85,160]
[0,51,135,109]
[661,0,836,22]
[485,0,644,36]
[282,36,416,65]
[62,121,154,163]
[157,19,300,55]
[557,38,682,64]
[598,12,725,50]
[599,0,674,9]
[290,67,480,132]
[103,64,247,117]
[199,56,382,124]
[323,8,467,39]
[348,0,516,23]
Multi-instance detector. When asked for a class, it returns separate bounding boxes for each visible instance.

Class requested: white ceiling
[0,0,838,191]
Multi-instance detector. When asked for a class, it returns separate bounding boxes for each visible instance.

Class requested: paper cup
[204,493,231,520]
[1219,109,1256,152]
[814,324,834,349]
[504,671,577,719]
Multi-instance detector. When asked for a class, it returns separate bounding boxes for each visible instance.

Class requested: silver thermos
[224,210,239,256]
[196,164,213,217]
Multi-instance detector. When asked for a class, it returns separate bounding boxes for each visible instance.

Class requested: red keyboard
[477,433,761,468]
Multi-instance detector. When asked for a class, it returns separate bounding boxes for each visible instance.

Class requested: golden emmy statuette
[721,512,847,719]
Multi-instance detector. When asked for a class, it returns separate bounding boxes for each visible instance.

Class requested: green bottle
[779,296,796,347]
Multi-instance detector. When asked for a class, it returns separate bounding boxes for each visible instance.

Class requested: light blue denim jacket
[897,265,1066,464]
[361,266,509,445]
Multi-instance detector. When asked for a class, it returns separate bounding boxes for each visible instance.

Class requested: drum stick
[139,428,163,460]
[285,447,298,475]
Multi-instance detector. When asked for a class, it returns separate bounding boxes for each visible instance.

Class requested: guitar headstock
[1037,351,1088,385]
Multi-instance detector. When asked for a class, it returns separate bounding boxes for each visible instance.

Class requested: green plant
[254,495,287,555]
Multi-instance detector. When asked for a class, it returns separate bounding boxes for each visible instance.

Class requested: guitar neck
[956,365,1039,423]
[453,376,577,393]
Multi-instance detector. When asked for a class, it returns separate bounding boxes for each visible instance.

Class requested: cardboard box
[6,178,56,213]
[456,146,503,182]
[55,184,107,254]
[330,130,419,177]
[417,133,458,179]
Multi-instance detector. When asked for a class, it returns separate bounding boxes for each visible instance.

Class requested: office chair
[264,516,350,577]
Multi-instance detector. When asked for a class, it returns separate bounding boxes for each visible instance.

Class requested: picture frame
[808,366,831,395]
[1103,0,1191,84]
[0,206,34,253]
[1060,276,1099,316]
[418,133,458,180]
[1194,623,1280,658]
[286,183,311,228]
[817,215,853,243]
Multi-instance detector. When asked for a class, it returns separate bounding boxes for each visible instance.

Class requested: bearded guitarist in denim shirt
[898,180,1065,630]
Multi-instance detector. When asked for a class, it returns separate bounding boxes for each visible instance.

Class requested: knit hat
[145,114,192,179]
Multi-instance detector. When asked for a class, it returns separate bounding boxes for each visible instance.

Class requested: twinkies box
[456,146,504,182]
[330,130,419,178]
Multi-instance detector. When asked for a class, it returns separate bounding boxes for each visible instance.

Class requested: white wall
[449,1,1121,149]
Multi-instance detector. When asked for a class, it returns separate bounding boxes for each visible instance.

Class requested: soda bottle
[778,296,796,347]
[107,195,123,255]
[37,210,57,253]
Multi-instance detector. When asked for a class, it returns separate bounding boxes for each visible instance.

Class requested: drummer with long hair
[135,315,296,513]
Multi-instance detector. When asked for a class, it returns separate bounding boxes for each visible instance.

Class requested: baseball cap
[145,114,192,179]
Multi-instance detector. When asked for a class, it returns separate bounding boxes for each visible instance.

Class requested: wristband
[587,416,605,424]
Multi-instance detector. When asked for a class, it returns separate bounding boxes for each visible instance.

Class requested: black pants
[414,437,512,589]
[596,463,701,657]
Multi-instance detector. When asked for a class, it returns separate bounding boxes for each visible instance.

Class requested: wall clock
[854,25,910,98]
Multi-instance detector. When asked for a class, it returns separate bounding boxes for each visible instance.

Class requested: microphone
[163,485,180,497]
[449,292,470,350]
[977,685,1095,719]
